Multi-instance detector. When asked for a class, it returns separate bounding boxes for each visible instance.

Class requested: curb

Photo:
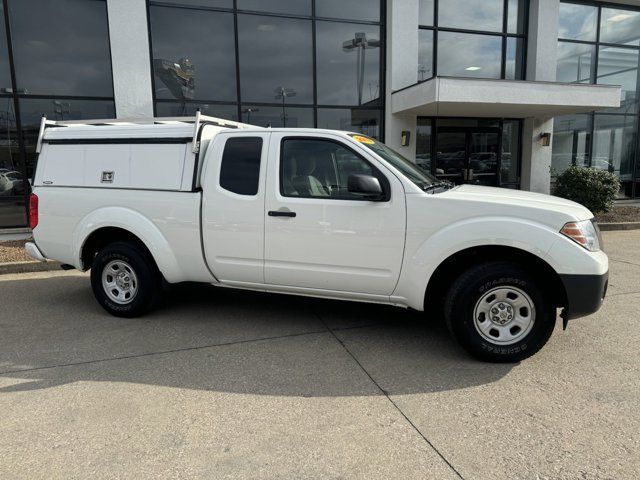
[0,260,63,276]
[598,222,640,231]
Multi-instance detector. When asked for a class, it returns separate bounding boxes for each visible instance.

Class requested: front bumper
[25,242,47,262]
[560,271,609,320]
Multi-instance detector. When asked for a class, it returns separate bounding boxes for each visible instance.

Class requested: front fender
[72,206,184,282]
[394,216,563,310]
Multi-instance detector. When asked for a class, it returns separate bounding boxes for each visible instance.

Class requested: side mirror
[347,174,384,200]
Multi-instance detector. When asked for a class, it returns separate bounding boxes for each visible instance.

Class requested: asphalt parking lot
[1,230,638,479]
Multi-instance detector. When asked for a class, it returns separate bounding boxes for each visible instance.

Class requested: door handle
[268,210,296,218]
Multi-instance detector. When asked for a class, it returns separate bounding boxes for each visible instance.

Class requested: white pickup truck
[26,114,608,362]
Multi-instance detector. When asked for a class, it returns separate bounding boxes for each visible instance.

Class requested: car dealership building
[0,0,638,230]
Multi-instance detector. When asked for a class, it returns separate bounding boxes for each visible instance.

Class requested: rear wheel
[90,241,161,318]
[444,262,556,362]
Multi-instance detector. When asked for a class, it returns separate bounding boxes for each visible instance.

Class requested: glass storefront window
[418,30,434,82]
[505,38,525,80]
[156,102,239,121]
[438,0,504,32]
[150,0,233,7]
[0,6,12,93]
[316,108,380,139]
[551,114,591,174]
[558,1,640,198]
[316,22,381,106]
[507,0,527,35]
[419,0,434,27]
[148,1,384,152]
[437,32,503,79]
[315,0,380,22]
[238,15,313,104]
[240,105,313,128]
[150,7,237,102]
[418,0,526,82]
[558,3,598,42]
[501,120,521,184]
[597,46,639,114]
[557,41,595,84]
[600,8,640,46]
[9,0,113,97]
[416,118,432,173]
[592,115,637,182]
[238,0,311,16]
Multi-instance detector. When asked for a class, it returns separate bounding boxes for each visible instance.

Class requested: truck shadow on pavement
[0,275,515,395]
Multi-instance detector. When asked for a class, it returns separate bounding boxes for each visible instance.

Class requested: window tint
[281,139,382,200]
[220,137,263,195]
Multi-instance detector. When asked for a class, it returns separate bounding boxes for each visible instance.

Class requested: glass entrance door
[435,127,500,186]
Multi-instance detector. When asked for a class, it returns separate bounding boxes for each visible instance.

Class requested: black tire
[90,241,162,318]
[444,262,556,363]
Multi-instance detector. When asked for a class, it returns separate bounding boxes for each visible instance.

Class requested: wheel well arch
[80,227,155,271]
[424,245,568,310]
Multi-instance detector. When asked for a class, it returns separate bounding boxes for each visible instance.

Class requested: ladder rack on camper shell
[35,112,259,155]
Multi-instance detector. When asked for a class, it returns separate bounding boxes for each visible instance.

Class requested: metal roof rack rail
[35,113,259,154]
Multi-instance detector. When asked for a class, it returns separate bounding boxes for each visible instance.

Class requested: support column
[106,0,154,118]
[521,0,560,193]
[521,117,554,194]
[384,0,419,159]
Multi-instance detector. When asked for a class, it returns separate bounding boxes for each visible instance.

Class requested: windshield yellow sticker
[352,135,375,145]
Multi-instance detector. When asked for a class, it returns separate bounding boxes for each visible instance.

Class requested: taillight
[29,193,38,229]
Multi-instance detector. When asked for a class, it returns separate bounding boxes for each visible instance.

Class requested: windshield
[349,134,438,190]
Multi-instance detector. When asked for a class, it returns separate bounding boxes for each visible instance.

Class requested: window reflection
[438,0,504,32]
[316,108,380,138]
[552,114,591,174]
[505,38,524,80]
[150,7,236,102]
[600,8,640,46]
[507,0,526,34]
[593,115,637,180]
[557,42,594,84]
[437,32,502,79]
[241,105,313,128]
[315,0,380,22]
[501,120,520,184]
[419,0,434,27]
[418,30,434,82]
[0,5,12,92]
[156,102,238,120]
[238,15,313,104]
[238,0,311,16]
[316,22,381,106]
[416,118,432,173]
[597,46,639,114]
[9,0,113,97]
[558,3,598,42]
[150,0,233,7]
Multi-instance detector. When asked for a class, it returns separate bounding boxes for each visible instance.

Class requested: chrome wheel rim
[473,286,535,345]
[102,260,138,305]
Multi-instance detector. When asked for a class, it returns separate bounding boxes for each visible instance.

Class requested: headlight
[560,219,601,252]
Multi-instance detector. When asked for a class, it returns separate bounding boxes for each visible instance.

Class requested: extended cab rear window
[220,137,263,196]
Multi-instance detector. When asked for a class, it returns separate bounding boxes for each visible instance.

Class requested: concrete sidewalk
[0,231,638,479]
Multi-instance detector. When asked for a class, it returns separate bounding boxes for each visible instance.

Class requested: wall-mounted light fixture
[401,130,411,147]
[539,132,551,147]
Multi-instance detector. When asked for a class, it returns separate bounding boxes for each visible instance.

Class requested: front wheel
[90,241,161,318]
[444,262,556,362]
